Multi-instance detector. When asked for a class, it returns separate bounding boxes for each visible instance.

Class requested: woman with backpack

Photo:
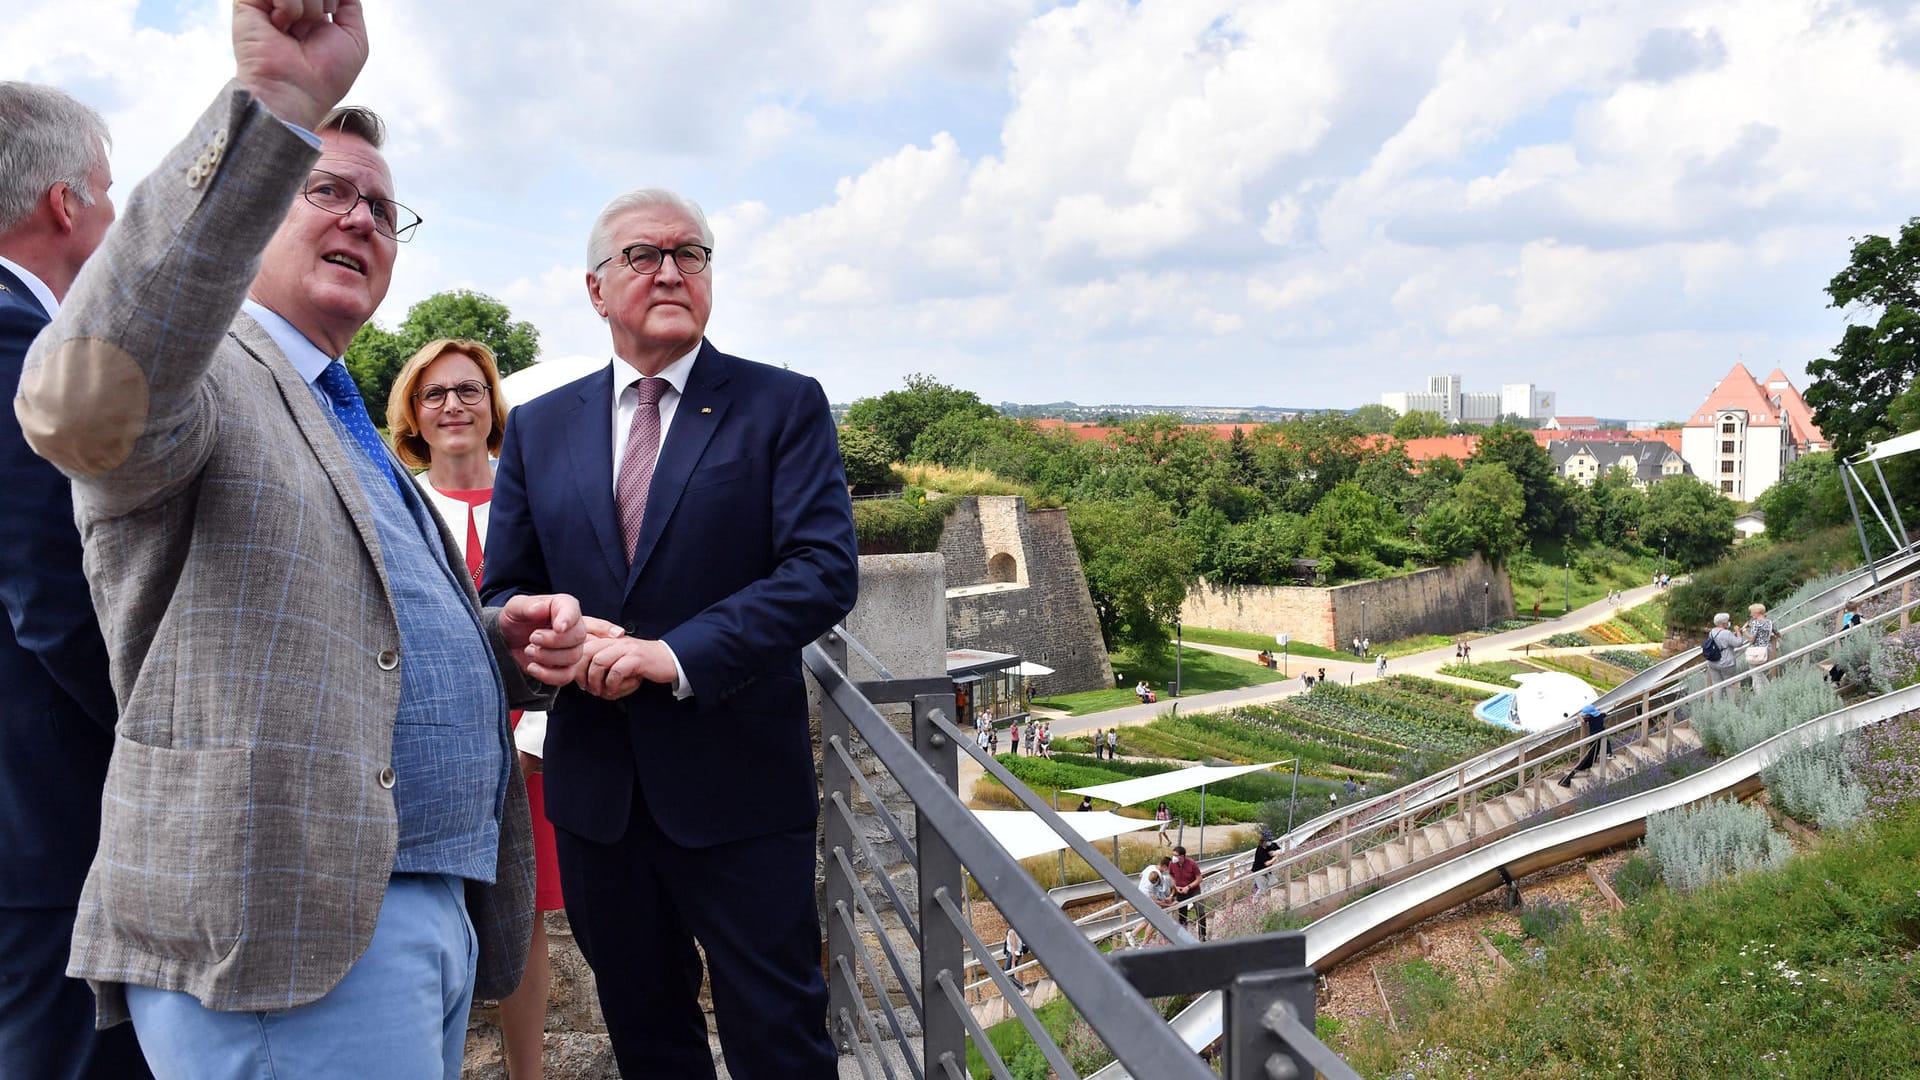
[1703,613,1744,697]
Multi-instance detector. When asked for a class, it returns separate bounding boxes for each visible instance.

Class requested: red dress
[439,486,565,912]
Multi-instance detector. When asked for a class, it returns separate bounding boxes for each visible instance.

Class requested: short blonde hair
[384,338,507,469]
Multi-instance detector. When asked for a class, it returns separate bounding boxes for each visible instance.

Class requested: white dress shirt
[0,255,60,318]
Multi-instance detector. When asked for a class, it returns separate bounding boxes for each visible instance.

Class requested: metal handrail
[811,627,1351,1079]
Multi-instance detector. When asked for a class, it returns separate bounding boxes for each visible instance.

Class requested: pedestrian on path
[1106,729,1118,758]
[1361,637,1371,655]
[1375,655,1387,677]
[1462,644,1471,663]
[1010,720,1021,756]
[1092,726,1105,759]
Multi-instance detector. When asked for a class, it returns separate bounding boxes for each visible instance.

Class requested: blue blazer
[484,341,858,849]
[0,262,118,908]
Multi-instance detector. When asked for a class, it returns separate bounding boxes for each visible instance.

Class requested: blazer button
[377,649,400,670]
[622,622,638,636]
[378,766,396,789]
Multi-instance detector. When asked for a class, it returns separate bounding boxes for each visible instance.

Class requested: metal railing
[810,626,1358,1080]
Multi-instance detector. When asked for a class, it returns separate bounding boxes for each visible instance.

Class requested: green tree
[1389,409,1449,440]
[1582,468,1648,548]
[1350,402,1399,434]
[846,374,997,462]
[1640,478,1737,569]
[837,426,895,487]
[1066,497,1196,652]
[1303,482,1405,579]
[1754,452,1847,541]
[1805,218,1920,456]
[1471,425,1563,538]
[1420,462,1525,563]
[345,289,541,410]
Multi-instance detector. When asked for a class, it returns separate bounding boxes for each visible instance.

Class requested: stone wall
[1180,553,1515,649]
[941,496,1115,695]
[461,555,950,1077]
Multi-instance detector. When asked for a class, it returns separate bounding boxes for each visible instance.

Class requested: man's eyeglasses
[413,381,490,409]
[303,170,423,242]
[594,243,712,276]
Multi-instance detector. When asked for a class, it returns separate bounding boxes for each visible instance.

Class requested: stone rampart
[1180,553,1515,648]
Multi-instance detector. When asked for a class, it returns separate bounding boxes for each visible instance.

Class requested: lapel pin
[701,407,712,414]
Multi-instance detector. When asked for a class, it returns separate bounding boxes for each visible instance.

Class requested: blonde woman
[387,339,560,1079]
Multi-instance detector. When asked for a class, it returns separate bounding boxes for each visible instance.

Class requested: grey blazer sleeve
[15,82,319,519]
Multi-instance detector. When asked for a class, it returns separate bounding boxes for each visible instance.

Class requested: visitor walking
[1106,729,1119,759]
[1375,655,1388,678]
[1703,613,1743,699]
[1744,603,1778,676]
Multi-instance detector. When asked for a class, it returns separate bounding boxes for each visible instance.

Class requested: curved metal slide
[1088,682,1920,1079]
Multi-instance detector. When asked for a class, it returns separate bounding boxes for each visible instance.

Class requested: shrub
[1762,734,1868,831]
[1644,798,1790,892]
[1517,897,1580,940]
[1693,666,1841,758]
[1007,1041,1049,1080]
[1609,850,1660,904]
[1544,631,1592,647]
[851,493,959,553]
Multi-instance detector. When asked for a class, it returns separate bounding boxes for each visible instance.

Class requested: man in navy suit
[0,81,151,1080]
[483,188,858,1079]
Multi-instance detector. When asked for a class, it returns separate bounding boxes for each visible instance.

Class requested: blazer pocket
[96,736,252,962]
[686,455,756,492]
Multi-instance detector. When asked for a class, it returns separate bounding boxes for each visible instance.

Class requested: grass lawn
[1031,647,1290,716]
[1340,808,1920,1079]
[1373,633,1457,658]
[1182,625,1351,661]
[1511,538,1659,616]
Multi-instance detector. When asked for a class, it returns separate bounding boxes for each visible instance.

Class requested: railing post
[819,631,860,1052]
[915,690,965,1077]
[1222,938,1317,1080]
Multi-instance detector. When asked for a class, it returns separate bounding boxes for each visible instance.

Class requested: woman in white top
[386,338,558,1080]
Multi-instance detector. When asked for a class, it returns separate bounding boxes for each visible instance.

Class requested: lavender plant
[1760,734,1867,831]
[1693,666,1841,758]
[1846,709,1920,820]
[1644,797,1790,892]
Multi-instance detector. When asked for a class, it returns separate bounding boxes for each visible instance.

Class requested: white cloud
[7,0,1916,418]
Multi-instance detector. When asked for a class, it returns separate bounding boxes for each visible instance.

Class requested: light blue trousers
[126,873,477,1080]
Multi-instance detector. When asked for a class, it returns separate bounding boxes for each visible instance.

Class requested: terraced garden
[986,677,1517,826]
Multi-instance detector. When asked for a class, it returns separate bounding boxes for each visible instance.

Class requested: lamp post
[1659,535,1668,584]
[1564,559,1572,614]
[1173,618,1182,697]
[1360,599,1368,652]
[1482,581,1490,628]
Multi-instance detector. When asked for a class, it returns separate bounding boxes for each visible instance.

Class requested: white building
[1382,374,1554,425]
[1678,364,1829,502]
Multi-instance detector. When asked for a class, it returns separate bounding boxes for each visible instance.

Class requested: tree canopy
[346,289,541,412]
[844,374,997,462]
[1805,217,1920,457]
[1640,477,1739,569]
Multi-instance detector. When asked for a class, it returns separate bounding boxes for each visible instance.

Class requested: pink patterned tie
[617,377,669,562]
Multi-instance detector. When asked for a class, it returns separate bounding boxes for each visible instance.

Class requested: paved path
[957,581,1682,805]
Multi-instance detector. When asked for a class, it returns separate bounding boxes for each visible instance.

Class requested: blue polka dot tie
[317,360,402,496]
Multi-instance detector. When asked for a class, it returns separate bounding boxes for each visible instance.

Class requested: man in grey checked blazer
[14,3,595,1074]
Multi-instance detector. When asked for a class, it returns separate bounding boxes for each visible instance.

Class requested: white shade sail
[972,810,1164,862]
[1012,661,1055,676]
[1856,429,1920,466]
[1063,761,1287,807]
[498,355,606,409]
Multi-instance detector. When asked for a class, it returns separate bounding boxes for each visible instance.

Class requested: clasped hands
[497,594,670,701]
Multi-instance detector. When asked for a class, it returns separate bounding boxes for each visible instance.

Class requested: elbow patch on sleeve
[16,337,150,476]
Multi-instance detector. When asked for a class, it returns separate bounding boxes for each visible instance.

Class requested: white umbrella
[1012,661,1055,677]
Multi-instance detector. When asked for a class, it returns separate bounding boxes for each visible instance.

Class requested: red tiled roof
[1685,364,1828,449]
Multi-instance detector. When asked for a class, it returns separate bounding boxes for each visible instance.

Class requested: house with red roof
[1679,364,1829,501]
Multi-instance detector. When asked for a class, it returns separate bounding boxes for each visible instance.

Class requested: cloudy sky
[8,0,1920,420]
